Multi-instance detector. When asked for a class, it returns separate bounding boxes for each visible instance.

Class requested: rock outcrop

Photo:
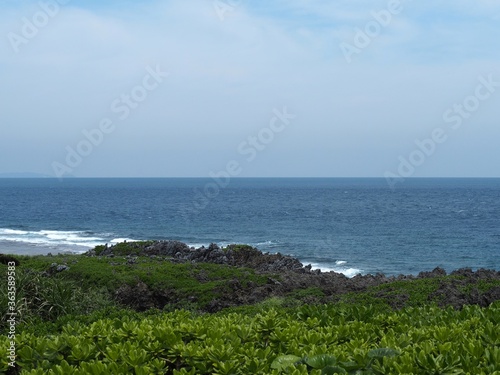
[91,241,305,273]
[84,241,500,312]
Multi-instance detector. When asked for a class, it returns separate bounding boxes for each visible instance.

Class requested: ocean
[0,178,499,277]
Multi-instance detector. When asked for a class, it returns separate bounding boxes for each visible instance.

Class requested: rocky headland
[81,240,500,312]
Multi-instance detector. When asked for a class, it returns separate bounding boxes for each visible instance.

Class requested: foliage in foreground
[0,252,268,332]
[1,302,499,374]
[0,267,112,332]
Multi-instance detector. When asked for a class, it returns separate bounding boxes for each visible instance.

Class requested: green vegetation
[287,288,326,305]
[1,303,499,374]
[223,244,255,253]
[337,276,500,309]
[1,243,500,374]
[0,266,112,330]
[271,349,400,374]
[1,252,267,322]
[337,278,443,308]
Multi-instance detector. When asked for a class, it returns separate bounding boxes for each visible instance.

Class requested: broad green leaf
[306,354,337,368]
[367,348,400,359]
[271,355,302,369]
[340,361,363,371]
[321,366,347,374]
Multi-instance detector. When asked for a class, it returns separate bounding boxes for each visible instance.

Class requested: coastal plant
[271,348,399,374]
[3,253,269,315]
[2,302,500,374]
[0,267,113,334]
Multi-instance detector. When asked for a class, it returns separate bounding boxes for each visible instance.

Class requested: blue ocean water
[0,178,499,277]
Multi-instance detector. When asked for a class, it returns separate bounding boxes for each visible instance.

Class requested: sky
[1,0,499,178]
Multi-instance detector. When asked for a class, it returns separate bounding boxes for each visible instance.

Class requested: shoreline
[2,238,499,278]
[3,240,499,313]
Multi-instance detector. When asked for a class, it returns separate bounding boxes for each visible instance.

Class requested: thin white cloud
[0,0,499,177]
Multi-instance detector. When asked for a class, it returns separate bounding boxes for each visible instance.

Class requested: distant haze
[1,0,500,178]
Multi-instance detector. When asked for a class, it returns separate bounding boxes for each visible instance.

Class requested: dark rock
[115,281,154,311]
[418,267,447,278]
[229,278,242,290]
[450,268,474,278]
[267,277,282,285]
[82,240,500,312]
[208,243,220,251]
[45,263,70,275]
[482,287,500,305]
[195,270,209,283]
[144,240,190,257]
[206,299,230,313]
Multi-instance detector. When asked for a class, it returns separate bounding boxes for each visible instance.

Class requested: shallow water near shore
[0,178,499,276]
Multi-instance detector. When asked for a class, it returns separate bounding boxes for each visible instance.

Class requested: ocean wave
[109,238,141,244]
[184,240,282,250]
[185,243,207,249]
[309,261,362,278]
[253,240,281,247]
[0,228,137,251]
[0,230,363,277]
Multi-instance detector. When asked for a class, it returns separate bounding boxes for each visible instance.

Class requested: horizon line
[1,176,500,179]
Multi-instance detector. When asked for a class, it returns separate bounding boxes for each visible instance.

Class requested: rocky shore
[83,240,500,312]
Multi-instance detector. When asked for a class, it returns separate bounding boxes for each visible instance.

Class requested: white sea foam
[1,229,364,276]
[309,262,362,278]
[0,229,29,235]
[186,242,241,249]
[109,238,141,244]
[185,241,278,250]
[0,228,128,252]
[186,243,207,249]
[254,240,280,247]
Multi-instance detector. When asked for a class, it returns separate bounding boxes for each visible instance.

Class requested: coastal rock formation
[84,241,500,312]
[93,241,304,273]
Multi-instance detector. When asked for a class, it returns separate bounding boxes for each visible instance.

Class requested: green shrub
[0,268,113,333]
[3,302,499,374]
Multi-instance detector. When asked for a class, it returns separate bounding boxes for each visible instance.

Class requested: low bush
[1,302,499,374]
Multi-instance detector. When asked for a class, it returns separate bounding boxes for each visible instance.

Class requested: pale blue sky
[1,0,499,177]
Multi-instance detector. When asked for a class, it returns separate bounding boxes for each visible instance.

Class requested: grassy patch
[286,287,326,305]
[0,264,114,333]
[337,277,445,309]
[3,252,269,325]
[458,278,500,294]
[223,244,255,252]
